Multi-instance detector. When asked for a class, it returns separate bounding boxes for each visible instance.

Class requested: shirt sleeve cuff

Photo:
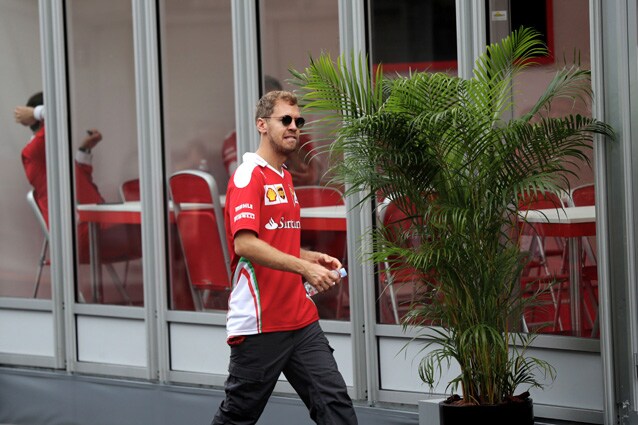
[34,105,45,121]
[75,149,93,165]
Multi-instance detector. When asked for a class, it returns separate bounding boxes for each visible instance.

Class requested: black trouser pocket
[228,363,264,382]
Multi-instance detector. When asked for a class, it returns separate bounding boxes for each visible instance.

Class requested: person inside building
[15,92,142,267]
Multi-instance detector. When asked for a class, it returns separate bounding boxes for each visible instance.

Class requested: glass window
[259,0,348,320]
[369,0,457,325]
[507,1,598,338]
[370,0,458,76]
[0,0,48,299]
[66,0,143,305]
[370,1,598,335]
[161,0,235,311]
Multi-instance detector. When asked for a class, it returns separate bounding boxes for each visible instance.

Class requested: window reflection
[1,0,46,299]
[66,0,143,305]
[369,0,457,324]
[371,0,458,75]
[370,0,598,338]
[161,0,235,311]
[259,0,347,320]
[510,1,598,338]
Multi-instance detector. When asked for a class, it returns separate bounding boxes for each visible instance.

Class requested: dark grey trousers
[211,321,358,425]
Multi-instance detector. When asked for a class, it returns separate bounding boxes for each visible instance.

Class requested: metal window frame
[589,0,615,423]
[40,0,70,371]
[595,0,638,422]
[232,0,260,159]
[0,0,68,371]
[131,0,164,383]
[337,0,370,403]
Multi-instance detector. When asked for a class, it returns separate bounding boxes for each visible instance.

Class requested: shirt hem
[227,317,319,337]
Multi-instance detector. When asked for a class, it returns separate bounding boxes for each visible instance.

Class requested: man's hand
[302,262,343,294]
[301,249,341,269]
[233,233,343,295]
[80,129,103,151]
[300,250,343,294]
[14,106,36,127]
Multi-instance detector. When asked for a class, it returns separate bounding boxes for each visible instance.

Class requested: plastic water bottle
[304,267,347,296]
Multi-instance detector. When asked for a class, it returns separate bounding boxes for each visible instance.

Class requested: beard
[268,133,298,157]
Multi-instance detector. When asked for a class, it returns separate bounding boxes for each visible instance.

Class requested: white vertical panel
[77,316,146,366]
[378,336,603,412]
[527,348,603,411]
[326,333,353,386]
[378,336,459,394]
[169,324,353,387]
[169,323,229,374]
[0,310,54,356]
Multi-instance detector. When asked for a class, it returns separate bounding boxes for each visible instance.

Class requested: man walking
[211,90,358,425]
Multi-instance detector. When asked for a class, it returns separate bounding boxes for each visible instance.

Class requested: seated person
[15,92,141,264]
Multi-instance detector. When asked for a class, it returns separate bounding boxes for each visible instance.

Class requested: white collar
[242,152,284,177]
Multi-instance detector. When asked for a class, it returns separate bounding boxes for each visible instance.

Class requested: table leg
[568,237,583,336]
[88,222,103,303]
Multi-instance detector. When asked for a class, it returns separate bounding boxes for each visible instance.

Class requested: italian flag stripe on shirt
[228,258,262,334]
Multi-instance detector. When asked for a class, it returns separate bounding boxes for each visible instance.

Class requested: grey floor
[0,367,418,425]
[0,367,593,425]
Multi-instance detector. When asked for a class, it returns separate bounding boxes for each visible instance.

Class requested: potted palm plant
[291,27,614,424]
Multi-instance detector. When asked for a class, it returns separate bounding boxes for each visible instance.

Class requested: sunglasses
[263,115,305,129]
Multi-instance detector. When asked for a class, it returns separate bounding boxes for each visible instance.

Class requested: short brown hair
[255,90,298,122]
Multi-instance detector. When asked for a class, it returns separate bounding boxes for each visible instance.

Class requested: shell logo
[264,184,288,205]
[266,187,278,202]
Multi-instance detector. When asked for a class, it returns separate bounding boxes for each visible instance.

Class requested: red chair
[27,190,133,304]
[570,183,595,207]
[518,191,570,333]
[27,190,50,298]
[295,186,345,257]
[568,183,597,267]
[115,178,142,287]
[568,183,599,336]
[169,170,231,311]
[519,191,566,270]
[119,178,140,202]
[295,185,344,208]
[294,185,348,319]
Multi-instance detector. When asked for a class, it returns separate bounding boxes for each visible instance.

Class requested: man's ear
[256,118,267,134]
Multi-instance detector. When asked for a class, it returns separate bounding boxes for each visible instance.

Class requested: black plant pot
[439,397,533,425]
